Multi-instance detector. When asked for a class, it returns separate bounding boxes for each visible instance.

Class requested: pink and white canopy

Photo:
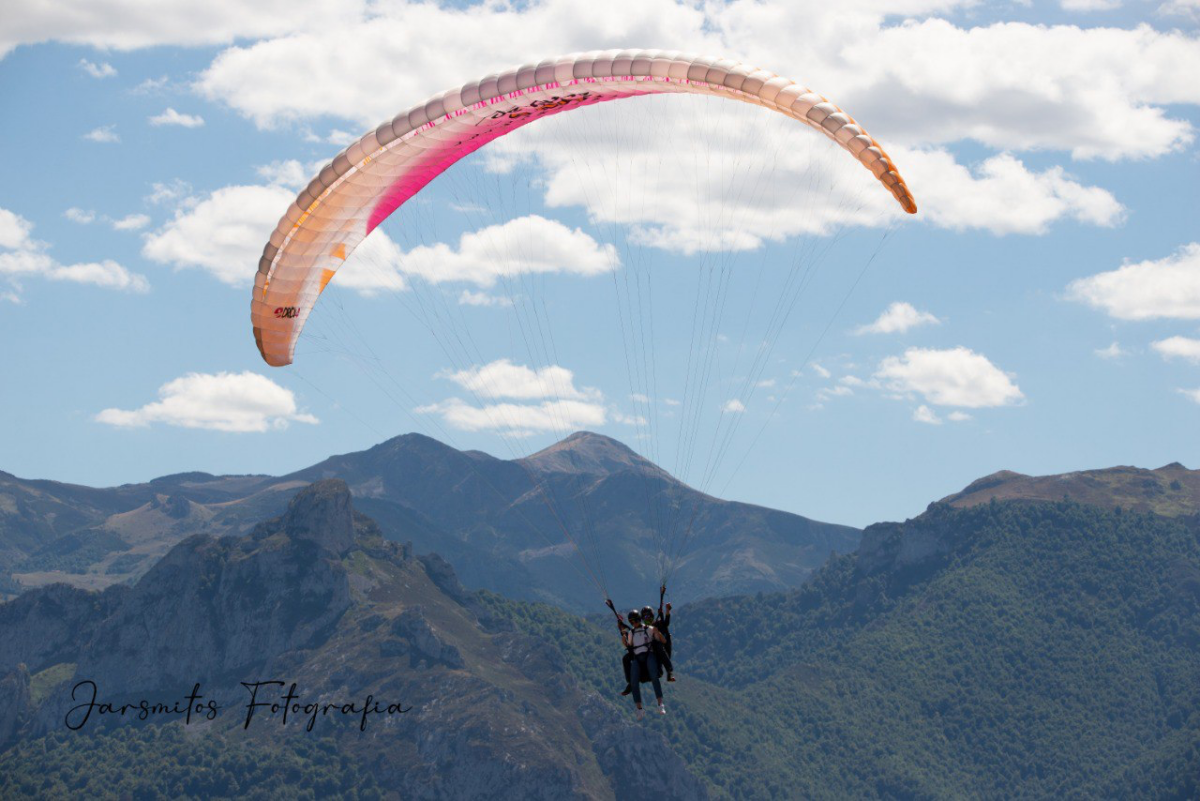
[251,49,918,367]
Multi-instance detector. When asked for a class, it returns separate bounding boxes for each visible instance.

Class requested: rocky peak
[521,431,671,481]
[281,479,356,555]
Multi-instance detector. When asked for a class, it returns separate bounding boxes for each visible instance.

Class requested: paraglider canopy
[250,49,916,369]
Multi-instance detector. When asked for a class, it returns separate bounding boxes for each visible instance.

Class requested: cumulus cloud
[419,358,617,435]
[255,160,312,190]
[83,125,119,143]
[179,2,1199,250]
[0,209,33,250]
[721,399,747,413]
[395,216,617,287]
[1152,336,1200,364]
[111,213,151,231]
[440,359,598,401]
[182,0,1200,166]
[65,208,151,231]
[1179,388,1200,405]
[1095,341,1126,359]
[489,109,1123,252]
[458,290,513,307]
[875,346,1024,407]
[1061,0,1121,10]
[144,181,612,296]
[856,301,940,335]
[0,0,355,58]
[913,404,942,424]
[1158,0,1200,19]
[143,184,295,286]
[145,179,192,206]
[416,397,606,436]
[0,206,148,296]
[148,107,204,128]
[1067,243,1200,320]
[78,58,116,78]
[898,149,1124,234]
[96,371,317,432]
[64,207,96,224]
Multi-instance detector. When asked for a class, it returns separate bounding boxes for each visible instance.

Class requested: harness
[629,626,655,656]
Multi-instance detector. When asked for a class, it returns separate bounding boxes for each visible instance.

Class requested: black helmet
[627,609,642,624]
[641,606,655,621]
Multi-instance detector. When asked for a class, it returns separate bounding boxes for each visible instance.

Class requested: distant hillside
[0,481,706,799]
[665,500,1200,797]
[942,462,1200,517]
[1,432,858,611]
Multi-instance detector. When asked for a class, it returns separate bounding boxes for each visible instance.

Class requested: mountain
[2,431,859,612]
[4,471,1199,797]
[488,497,1200,798]
[0,481,707,799]
[941,461,1200,516]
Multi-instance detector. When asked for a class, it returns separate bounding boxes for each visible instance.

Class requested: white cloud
[195,0,714,129]
[1067,243,1200,321]
[755,379,776,388]
[1152,336,1200,364]
[440,359,598,401]
[722,399,747,413]
[66,208,150,231]
[326,129,357,146]
[148,108,205,128]
[83,125,119,143]
[1,1,354,58]
[1159,0,1200,20]
[0,206,148,296]
[394,215,617,287]
[897,149,1124,234]
[78,58,116,78]
[490,110,1123,250]
[146,179,192,206]
[96,371,317,433]
[255,160,312,191]
[1095,341,1126,359]
[0,209,34,250]
[416,397,605,435]
[876,346,1024,407]
[143,180,611,297]
[132,75,169,93]
[185,0,1200,167]
[111,213,151,231]
[1178,388,1200,405]
[143,184,295,286]
[811,363,832,379]
[913,404,942,424]
[421,358,613,435]
[947,410,972,422]
[612,410,648,426]
[458,290,513,307]
[64,207,96,224]
[1061,0,1121,10]
[856,301,940,335]
[816,385,853,403]
[185,2,1188,252]
[826,17,1199,161]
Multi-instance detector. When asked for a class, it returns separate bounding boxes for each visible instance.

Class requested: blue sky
[1,0,1198,529]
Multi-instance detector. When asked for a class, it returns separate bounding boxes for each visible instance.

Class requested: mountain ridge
[2,431,858,611]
